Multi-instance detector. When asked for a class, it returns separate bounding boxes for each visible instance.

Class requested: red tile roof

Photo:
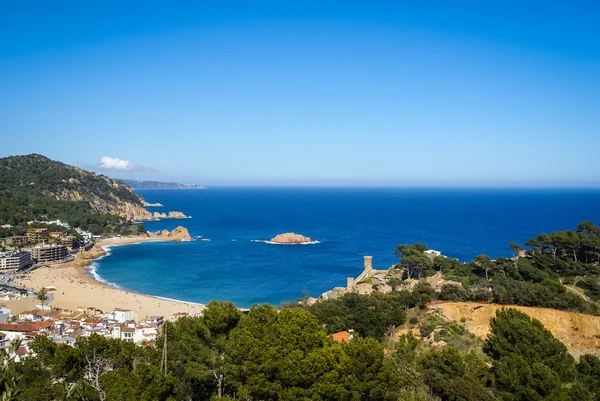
[0,321,53,332]
[331,331,351,343]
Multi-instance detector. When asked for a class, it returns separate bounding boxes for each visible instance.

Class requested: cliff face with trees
[392,221,600,316]
[0,154,151,234]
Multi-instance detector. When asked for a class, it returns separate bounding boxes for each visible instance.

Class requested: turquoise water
[93,188,600,307]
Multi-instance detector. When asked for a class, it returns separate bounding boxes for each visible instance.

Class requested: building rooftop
[331,331,352,344]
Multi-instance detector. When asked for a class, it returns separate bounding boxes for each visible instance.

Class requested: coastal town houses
[0,250,32,273]
[110,308,138,323]
[26,227,49,242]
[0,303,193,358]
[0,321,54,341]
[18,309,60,322]
[28,243,68,263]
[5,235,28,246]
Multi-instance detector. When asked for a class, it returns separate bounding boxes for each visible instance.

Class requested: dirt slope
[432,302,600,358]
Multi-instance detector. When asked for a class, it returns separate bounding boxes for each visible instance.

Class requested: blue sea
[93,188,600,307]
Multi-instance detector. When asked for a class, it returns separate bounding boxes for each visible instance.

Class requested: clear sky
[1,1,598,186]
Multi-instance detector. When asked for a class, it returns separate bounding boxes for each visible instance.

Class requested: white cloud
[97,156,144,171]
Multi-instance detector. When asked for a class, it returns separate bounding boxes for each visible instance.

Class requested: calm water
[93,188,600,307]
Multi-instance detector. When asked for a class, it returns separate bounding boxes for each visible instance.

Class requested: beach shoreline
[13,236,205,320]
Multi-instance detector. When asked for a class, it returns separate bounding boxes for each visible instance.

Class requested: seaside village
[0,216,455,360]
[0,220,204,359]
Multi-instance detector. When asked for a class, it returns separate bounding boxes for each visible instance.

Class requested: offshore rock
[153,212,168,219]
[168,211,188,218]
[269,232,314,244]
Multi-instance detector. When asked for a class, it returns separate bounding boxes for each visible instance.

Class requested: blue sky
[1,1,598,186]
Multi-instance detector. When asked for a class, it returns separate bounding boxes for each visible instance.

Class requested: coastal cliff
[0,154,152,228]
[0,154,191,233]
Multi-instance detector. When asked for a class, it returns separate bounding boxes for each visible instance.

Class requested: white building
[424,249,442,258]
[0,251,32,274]
[111,308,137,323]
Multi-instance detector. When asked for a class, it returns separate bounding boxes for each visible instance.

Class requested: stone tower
[364,255,373,272]
[347,277,355,292]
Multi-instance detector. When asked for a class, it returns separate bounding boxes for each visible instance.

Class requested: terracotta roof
[331,331,351,343]
[16,346,28,356]
[19,310,39,315]
[0,321,53,332]
[122,328,135,333]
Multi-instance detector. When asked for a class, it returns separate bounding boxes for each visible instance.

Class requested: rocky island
[152,211,188,219]
[269,232,314,244]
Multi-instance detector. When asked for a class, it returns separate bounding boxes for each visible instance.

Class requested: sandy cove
[13,235,205,320]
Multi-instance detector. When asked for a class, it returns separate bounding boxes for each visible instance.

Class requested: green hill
[0,154,150,235]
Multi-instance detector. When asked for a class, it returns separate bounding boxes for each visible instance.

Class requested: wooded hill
[393,221,600,315]
[0,154,147,235]
[3,300,600,400]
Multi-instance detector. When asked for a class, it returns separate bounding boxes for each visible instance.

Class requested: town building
[36,219,70,228]
[60,235,80,251]
[0,251,32,273]
[111,308,137,323]
[424,249,442,259]
[26,228,49,242]
[29,244,67,263]
[6,236,28,246]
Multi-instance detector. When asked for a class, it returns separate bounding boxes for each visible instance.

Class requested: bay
[94,188,600,307]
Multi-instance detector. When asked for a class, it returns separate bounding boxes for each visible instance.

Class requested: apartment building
[0,251,32,273]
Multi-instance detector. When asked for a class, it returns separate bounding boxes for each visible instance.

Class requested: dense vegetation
[393,221,600,316]
[2,300,600,400]
[0,154,146,235]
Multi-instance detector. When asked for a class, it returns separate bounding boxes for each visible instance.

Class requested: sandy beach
[13,236,205,320]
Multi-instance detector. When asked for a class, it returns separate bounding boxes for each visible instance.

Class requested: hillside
[0,154,152,234]
[432,301,600,358]
[117,179,205,189]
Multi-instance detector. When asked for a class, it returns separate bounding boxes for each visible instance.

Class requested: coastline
[14,236,205,320]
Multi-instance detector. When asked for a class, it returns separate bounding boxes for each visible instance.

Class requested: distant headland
[117,179,206,190]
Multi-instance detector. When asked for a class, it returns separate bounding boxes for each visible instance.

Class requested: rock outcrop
[80,245,107,260]
[155,226,192,241]
[152,211,188,219]
[143,201,164,207]
[269,232,314,244]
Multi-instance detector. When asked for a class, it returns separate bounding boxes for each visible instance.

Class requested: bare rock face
[269,232,313,244]
[80,245,107,260]
[106,201,153,221]
[143,201,164,207]
[158,226,192,241]
[151,211,187,219]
